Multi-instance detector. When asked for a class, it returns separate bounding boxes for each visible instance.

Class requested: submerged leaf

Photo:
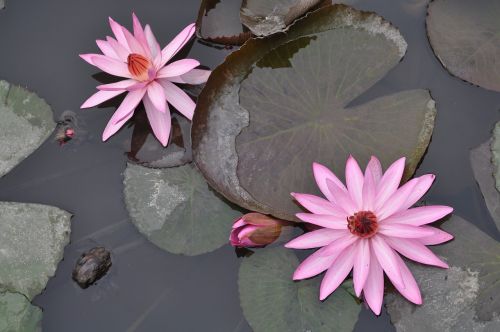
[123,163,242,256]
[240,0,323,36]
[193,4,436,220]
[127,111,192,168]
[0,202,72,300]
[239,247,360,332]
[492,121,500,192]
[386,215,500,330]
[470,139,500,231]
[0,1,4,10]
[197,0,252,46]
[0,80,56,178]
[0,291,42,332]
[427,0,500,92]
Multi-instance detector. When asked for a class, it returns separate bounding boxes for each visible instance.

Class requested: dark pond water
[0,0,498,331]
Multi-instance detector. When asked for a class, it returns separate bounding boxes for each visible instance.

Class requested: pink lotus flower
[286,156,453,315]
[230,213,290,248]
[80,14,210,146]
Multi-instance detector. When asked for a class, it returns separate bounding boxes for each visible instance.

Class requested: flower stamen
[347,211,378,238]
[127,53,150,81]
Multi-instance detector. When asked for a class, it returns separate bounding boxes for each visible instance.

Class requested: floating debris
[72,247,112,289]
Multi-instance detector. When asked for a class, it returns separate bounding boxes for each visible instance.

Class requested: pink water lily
[80,14,210,146]
[230,213,290,248]
[286,156,453,315]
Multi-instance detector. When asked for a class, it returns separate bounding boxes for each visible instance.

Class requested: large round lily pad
[123,163,242,256]
[386,215,500,331]
[0,291,42,332]
[239,247,360,332]
[427,0,500,92]
[193,4,436,220]
[196,0,252,46]
[0,80,56,178]
[492,121,500,191]
[470,139,500,231]
[0,202,72,300]
[240,0,323,36]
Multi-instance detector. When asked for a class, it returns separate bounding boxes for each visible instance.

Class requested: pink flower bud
[230,213,289,248]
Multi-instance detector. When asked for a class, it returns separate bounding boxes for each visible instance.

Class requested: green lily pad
[492,121,500,192]
[239,247,360,332]
[470,139,500,231]
[0,291,42,332]
[427,0,500,92]
[0,202,72,300]
[386,215,500,330]
[196,0,252,46]
[0,80,56,178]
[123,163,242,256]
[193,4,436,220]
[240,0,323,36]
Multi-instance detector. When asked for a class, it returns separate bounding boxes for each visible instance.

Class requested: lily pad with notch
[123,163,242,256]
[427,0,500,92]
[196,0,252,46]
[0,80,56,178]
[238,247,361,332]
[193,4,436,220]
[386,215,500,331]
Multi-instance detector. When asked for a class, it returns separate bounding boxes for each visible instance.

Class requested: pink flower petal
[362,249,384,315]
[326,179,357,215]
[238,225,260,240]
[98,79,146,91]
[346,155,364,210]
[111,88,147,124]
[382,206,453,226]
[362,160,377,211]
[398,174,435,212]
[106,36,129,62]
[291,193,347,217]
[80,53,99,65]
[319,245,355,300]
[353,239,370,296]
[168,69,211,85]
[92,55,133,78]
[121,24,147,56]
[285,228,348,249]
[296,213,348,230]
[293,246,338,280]
[144,24,161,59]
[232,219,247,229]
[384,236,449,268]
[102,110,135,142]
[96,40,118,60]
[376,178,418,220]
[159,79,195,120]
[378,223,436,238]
[143,94,171,147]
[132,13,150,57]
[147,81,167,113]
[157,59,200,79]
[81,90,125,109]
[312,162,347,204]
[365,156,383,185]
[393,254,422,305]
[418,226,454,245]
[108,17,130,52]
[160,23,196,68]
[371,235,405,289]
[374,157,406,210]
[318,234,358,257]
